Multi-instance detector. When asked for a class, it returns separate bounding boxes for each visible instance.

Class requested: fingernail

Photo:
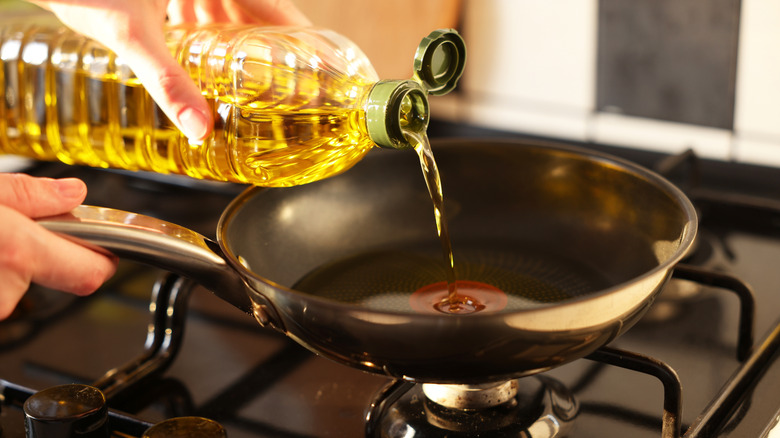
[53,178,86,199]
[178,107,209,141]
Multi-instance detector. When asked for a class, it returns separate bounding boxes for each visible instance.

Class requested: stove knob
[23,384,109,438]
[142,417,226,438]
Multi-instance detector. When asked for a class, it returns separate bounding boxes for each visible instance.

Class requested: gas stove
[3,124,780,437]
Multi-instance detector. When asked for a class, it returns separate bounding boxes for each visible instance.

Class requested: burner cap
[372,376,578,437]
[422,380,518,409]
[24,384,108,438]
[142,417,226,438]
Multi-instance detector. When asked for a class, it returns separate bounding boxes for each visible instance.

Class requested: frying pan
[39,139,697,384]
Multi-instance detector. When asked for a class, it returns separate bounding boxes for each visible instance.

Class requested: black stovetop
[3,125,780,437]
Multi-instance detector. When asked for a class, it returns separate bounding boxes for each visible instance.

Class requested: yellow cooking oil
[67,70,375,186]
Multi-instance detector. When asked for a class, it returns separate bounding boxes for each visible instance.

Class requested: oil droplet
[410,280,508,315]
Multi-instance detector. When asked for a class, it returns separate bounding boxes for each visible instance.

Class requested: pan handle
[37,205,254,315]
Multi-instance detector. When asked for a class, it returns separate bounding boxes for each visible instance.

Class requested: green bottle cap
[413,29,466,96]
[366,29,466,149]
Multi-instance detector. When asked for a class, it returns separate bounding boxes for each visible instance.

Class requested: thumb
[0,174,87,218]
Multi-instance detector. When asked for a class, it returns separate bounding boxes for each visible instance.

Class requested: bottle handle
[37,205,254,314]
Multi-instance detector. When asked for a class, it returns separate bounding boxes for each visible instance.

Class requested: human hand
[0,173,118,319]
[28,0,311,141]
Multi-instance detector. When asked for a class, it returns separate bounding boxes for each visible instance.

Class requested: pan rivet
[252,303,271,327]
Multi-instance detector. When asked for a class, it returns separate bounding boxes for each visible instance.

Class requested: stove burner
[23,384,109,438]
[142,416,226,438]
[422,380,518,410]
[369,376,577,437]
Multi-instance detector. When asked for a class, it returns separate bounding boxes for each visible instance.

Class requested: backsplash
[597,0,740,130]
[432,0,780,167]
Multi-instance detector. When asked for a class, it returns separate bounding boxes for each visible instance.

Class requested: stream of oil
[407,131,487,314]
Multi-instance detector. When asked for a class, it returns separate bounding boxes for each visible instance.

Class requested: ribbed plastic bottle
[0,18,465,186]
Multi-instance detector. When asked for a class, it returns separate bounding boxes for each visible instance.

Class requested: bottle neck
[365,80,429,149]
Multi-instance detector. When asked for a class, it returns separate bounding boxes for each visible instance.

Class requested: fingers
[168,0,230,24]
[118,21,214,140]
[30,0,312,143]
[166,0,197,24]
[168,0,312,26]
[0,174,117,319]
[234,0,312,26]
[0,173,86,218]
[194,0,231,23]
[38,0,214,141]
[0,205,118,319]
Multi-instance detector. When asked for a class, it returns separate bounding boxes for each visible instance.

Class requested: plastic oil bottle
[0,18,465,186]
